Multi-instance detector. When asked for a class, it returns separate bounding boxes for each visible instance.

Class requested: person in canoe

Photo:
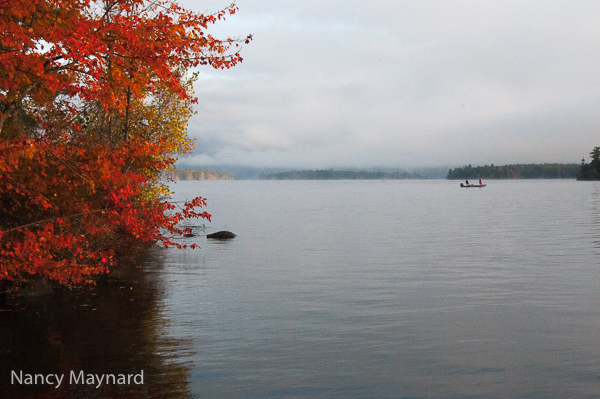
[479,179,482,185]
[465,180,470,185]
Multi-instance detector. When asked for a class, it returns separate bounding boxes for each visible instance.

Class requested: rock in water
[206,231,236,239]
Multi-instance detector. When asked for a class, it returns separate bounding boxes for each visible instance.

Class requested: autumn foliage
[0,0,251,285]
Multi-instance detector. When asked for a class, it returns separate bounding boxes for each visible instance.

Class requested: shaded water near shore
[3,179,600,398]
[0,256,194,398]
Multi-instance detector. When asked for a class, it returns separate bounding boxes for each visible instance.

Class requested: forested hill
[260,169,423,180]
[447,164,579,179]
[168,169,235,181]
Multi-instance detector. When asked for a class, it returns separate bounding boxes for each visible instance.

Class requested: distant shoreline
[167,169,235,181]
[446,163,579,180]
[260,169,425,180]
[169,164,581,181]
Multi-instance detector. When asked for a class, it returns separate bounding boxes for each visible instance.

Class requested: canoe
[460,183,486,188]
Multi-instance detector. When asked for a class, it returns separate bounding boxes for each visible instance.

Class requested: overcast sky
[178,0,600,169]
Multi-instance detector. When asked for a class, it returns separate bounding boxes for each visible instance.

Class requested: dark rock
[206,231,236,239]
[13,280,54,298]
[184,233,195,237]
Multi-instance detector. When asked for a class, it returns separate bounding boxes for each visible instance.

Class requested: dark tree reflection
[0,248,193,398]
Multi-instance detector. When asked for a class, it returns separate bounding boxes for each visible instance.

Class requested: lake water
[3,179,600,398]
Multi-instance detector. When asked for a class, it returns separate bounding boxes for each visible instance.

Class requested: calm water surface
[3,179,600,398]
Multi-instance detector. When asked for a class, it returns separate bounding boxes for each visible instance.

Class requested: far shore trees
[577,147,600,180]
[0,0,251,286]
[447,163,579,180]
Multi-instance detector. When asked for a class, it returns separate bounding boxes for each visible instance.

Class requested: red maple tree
[0,0,251,285]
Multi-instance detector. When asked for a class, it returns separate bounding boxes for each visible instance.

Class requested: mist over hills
[174,162,450,180]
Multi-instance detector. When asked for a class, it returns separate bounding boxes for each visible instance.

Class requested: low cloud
[181,0,600,169]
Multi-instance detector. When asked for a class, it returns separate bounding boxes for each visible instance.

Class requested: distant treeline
[447,163,579,179]
[260,169,423,180]
[168,169,235,181]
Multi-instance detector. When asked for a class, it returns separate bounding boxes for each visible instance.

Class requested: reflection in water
[0,249,193,399]
[589,184,600,250]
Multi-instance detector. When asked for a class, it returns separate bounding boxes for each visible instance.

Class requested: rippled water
[3,179,600,398]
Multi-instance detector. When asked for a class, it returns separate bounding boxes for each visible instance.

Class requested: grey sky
[179,1,600,169]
